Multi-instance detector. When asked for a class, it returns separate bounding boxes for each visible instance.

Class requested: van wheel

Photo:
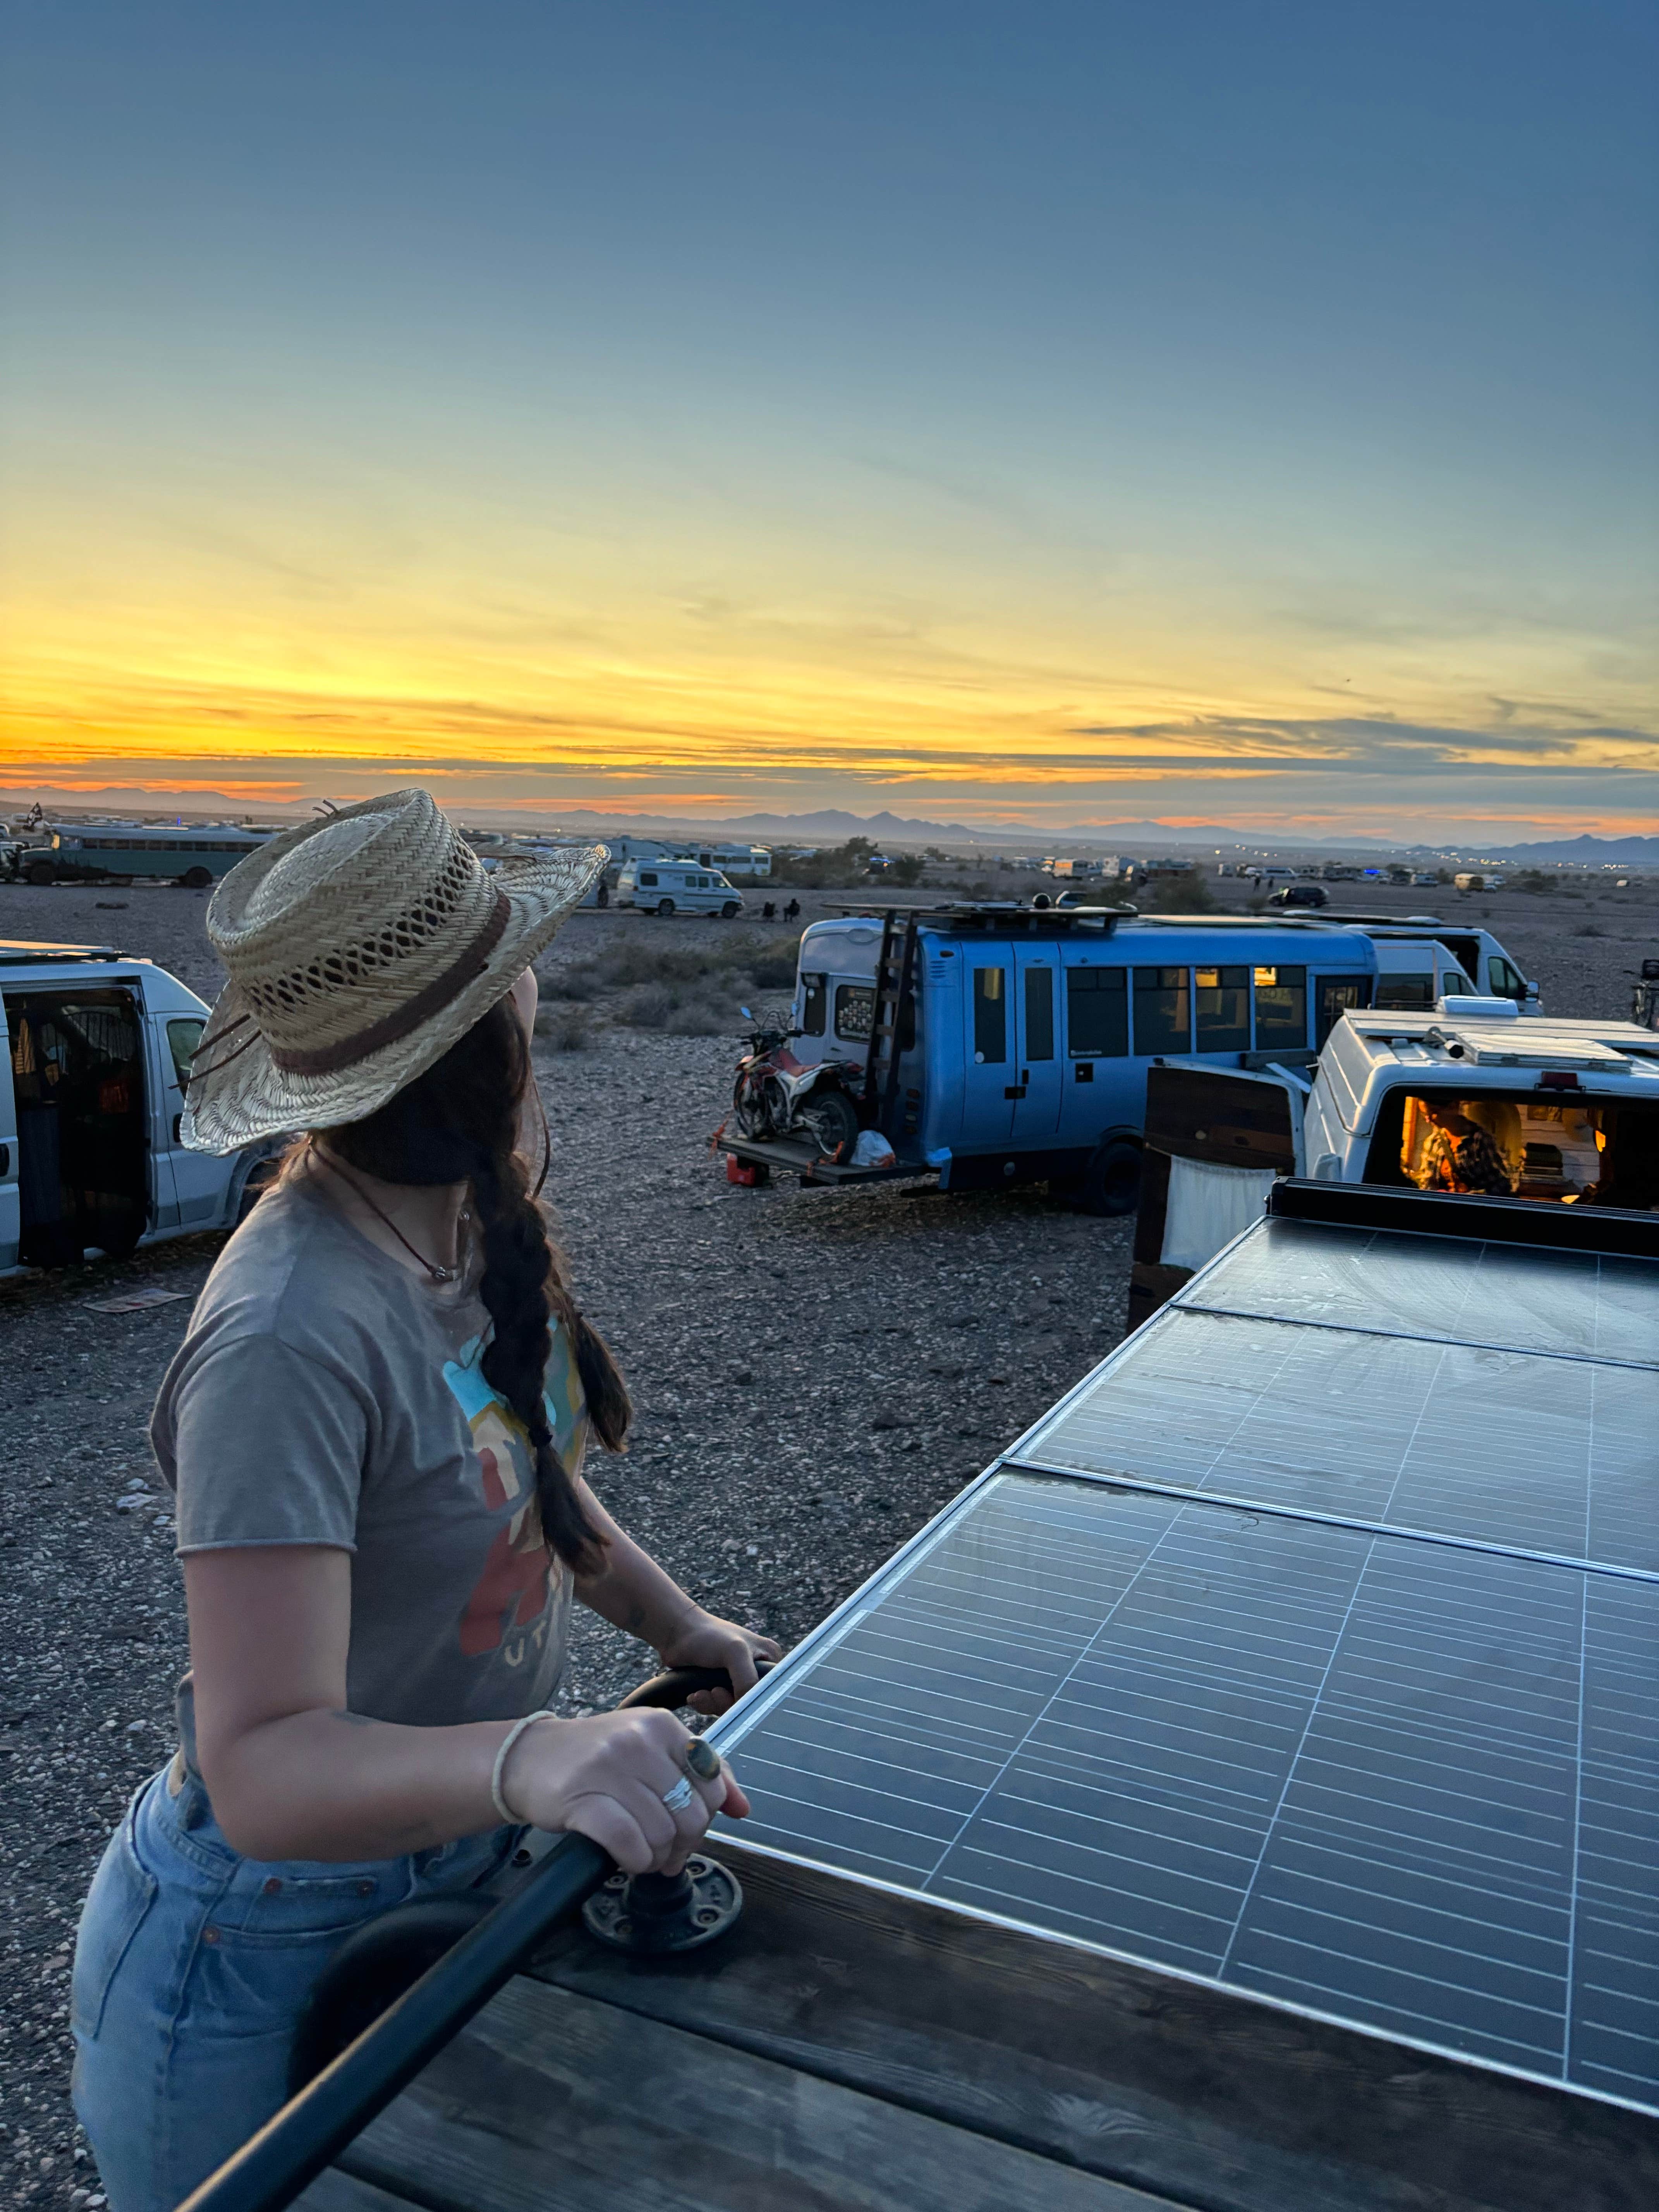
[1079,1140,1141,1217]
[26,861,54,886]
[182,866,212,890]
[721,901,740,919]
[656,898,676,917]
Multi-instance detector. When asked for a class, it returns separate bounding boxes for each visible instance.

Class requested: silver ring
[660,1776,696,1814]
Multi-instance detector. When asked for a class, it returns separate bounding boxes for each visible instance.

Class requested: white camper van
[614,860,745,918]
[1126,1000,1659,1325]
[1,941,280,1272]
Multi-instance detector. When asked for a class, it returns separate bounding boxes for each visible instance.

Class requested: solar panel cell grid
[1023,1307,1659,1573]
[718,1473,1659,2107]
[1183,1217,1659,1369]
[713,1213,1659,2111]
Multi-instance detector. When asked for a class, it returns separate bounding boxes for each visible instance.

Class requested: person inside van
[71,792,778,2212]
[1409,1100,1518,1196]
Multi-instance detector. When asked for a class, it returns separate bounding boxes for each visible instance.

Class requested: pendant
[431,1265,456,1283]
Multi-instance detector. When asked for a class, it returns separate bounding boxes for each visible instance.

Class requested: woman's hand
[500,1708,750,1875]
[658,1610,783,1715]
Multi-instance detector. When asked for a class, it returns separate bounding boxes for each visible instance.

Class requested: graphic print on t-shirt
[442,1325,588,1671]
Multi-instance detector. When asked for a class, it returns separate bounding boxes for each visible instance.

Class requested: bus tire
[1080,1139,1141,1217]
[656,898,676,917]
[26,862,54,886]
[721,901,740,919]
[182,866,212,889]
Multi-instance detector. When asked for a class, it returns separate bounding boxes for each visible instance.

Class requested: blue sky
[2,2,1654,836]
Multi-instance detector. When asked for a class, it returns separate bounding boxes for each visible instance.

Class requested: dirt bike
[731,1010,864,1158]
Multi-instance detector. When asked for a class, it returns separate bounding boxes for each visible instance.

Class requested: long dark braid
[319,995,629,1574]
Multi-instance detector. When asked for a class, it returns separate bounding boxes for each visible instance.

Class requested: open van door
[0,997,19,1269]
[1128,1063,1303,1329]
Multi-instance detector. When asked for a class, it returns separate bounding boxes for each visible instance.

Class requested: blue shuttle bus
[7,824,274,888]
[784,904,1382,1209]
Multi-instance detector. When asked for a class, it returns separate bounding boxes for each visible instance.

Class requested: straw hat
[183,789,606,1153]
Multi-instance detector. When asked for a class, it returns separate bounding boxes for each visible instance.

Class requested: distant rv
[683,843,772,881]
[5,823,274,888]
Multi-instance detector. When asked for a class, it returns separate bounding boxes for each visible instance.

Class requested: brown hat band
[268,892,513,1077]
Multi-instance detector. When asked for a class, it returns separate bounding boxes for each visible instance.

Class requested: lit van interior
[1373,1091,1659,1209]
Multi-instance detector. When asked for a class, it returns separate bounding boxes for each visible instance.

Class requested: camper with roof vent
[1124,998,1659,1326]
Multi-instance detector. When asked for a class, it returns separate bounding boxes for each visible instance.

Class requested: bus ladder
[859,910,921,1132]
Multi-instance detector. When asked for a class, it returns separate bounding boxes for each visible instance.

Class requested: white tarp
[1161,1155,1279,1274]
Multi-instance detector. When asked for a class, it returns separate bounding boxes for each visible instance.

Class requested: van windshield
[1366,1090,1659,1209]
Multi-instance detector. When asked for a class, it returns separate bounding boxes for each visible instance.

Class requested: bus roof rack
[823,901,1135,933]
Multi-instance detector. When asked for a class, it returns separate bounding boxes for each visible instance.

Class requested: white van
[1125,1001,1659,1325]
[615,860,745,918]
[1,940,281,1272]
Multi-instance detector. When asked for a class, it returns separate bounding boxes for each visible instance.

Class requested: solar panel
[712,1212,1659,2113]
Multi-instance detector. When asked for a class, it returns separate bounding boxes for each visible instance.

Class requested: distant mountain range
[551,805,1384,849]
[1483,833,1659,864]
[5,784,1654,861]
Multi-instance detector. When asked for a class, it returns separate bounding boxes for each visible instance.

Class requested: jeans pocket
[73,1815,160,2042]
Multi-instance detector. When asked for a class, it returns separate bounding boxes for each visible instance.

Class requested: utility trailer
[187,1182,1657,2212]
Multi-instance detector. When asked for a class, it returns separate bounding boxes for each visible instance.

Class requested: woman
[71,791,778,2212]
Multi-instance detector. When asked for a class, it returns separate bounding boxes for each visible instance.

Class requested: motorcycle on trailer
[730,1007,863,1158]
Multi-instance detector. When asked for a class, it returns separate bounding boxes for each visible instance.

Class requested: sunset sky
[2,3,1654,840]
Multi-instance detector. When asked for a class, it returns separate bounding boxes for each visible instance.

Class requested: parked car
[1266,882,1328,908]
[614,860,745,917]
[1126,998,1659,1324]
[1,941,282,1271]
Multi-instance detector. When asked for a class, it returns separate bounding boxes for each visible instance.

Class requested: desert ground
[1,863,1655,2191]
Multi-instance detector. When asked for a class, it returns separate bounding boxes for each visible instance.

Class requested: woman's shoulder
[186,1175,372,1364]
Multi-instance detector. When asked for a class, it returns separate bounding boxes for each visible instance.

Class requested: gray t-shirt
[151,1176,586,1727]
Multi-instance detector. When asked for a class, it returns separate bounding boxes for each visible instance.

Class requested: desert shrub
[745,946,800,989]
[536,1004,595,1051]
[622,983,675,1028]
[664,994,733,1036]
[1144,867,1218,913]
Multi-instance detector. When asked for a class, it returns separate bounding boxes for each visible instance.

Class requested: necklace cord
[309,1141,463,1284]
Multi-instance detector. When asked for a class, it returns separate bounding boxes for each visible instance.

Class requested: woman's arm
[184,1545,745,1865]
[573,1481,781,1711]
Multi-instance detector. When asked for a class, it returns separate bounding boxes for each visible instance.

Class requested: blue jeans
[72,1759,520,2212]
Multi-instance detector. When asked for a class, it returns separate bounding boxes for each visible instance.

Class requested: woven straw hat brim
[182,844,606,1154]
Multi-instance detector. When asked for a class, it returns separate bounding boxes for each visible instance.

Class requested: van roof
[0,940,127,965]
[1336,1008,1659,1082]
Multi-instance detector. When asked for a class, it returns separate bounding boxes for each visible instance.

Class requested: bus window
[973,968,1006,1063]
[1195,965,1249,1054]
[800,973,827,1036]
[1132,967,1191,1055]
[1253,965,1306,1050]
[1315,974,1372,1044]
[1024,967,1054,1060]
[1065,966,1127,1056]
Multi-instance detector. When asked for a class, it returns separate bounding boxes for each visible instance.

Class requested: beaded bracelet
[490,1709,555,1825]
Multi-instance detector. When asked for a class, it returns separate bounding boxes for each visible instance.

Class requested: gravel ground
[2,866,1655,2187]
